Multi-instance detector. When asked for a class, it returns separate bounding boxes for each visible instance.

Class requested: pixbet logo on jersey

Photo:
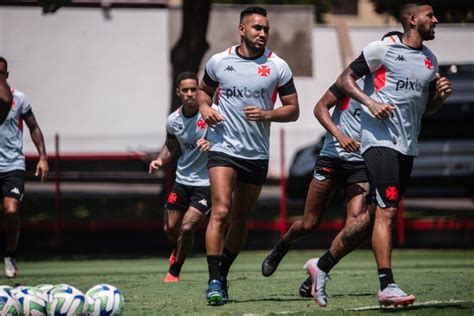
[225,87,267,99]
[395,78,428,92]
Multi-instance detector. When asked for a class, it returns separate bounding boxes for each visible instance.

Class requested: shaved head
[239,6,267,23]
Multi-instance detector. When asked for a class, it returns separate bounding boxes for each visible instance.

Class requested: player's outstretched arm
[197,81,224,126]
[24,113,49,181]
[0,77,12,124]
[336,67,395,120]
[425,73,452,115]
[314,89,359,153]
[149,136,178,174]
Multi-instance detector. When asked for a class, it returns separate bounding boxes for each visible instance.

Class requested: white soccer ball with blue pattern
[36,284,55,297]
[86,284,124,315]
[47,284,87,316]
[0,287,21,315]
[0,285,14,297]
[12,286,48,316]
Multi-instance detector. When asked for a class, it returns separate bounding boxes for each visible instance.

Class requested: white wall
[0,7,169,154]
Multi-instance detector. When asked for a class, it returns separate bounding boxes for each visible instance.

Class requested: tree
[170,0,211,113]
[370,0,474,23]
[40,0,72,13]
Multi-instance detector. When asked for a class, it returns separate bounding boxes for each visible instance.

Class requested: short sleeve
[19,94,32,115]
[203,54,221,87]
[277,59,293,88]
[350,41,388,77]
[165,113,175,136]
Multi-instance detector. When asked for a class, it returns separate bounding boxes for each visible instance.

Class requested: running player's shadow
[230,297,307,304]
[352,303,470,313]
[232,292,375,304]
[331,292,374,298]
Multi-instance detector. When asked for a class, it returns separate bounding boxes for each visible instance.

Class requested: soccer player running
[336,1,451,306]
[0,56,49,278]
[198,6,299,305]
[261,83,370,307]
[149,72,211,283]
[261,32,402,308]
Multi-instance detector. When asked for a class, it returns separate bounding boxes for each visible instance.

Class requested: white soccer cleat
[4,257,18,278]
[304,258,330,307]
[378,283,416,307]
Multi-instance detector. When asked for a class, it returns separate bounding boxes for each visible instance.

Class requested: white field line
[350,299,469,311]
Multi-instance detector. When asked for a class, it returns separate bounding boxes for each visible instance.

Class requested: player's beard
[243,35,266,54]
[419,24,435,41]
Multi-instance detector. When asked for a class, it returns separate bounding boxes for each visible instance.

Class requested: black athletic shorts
[207,151,268,185]
[313,156,367,187]
[164,182,211,215]
[363,147,414,208]
[0,170,25,201]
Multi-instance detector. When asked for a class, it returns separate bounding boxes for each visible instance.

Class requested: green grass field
[6,249,474,315]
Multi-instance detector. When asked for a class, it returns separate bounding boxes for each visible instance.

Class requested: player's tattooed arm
[425,73,452,115]
[336,67,395,120]
[314,89,359,153]
[24,113,49,181]
[0,77,12,124]
[149,136,179,174]
[198,81,225,125]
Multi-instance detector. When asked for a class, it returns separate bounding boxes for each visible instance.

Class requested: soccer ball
[86,284,124,315]
[47,284,87,316]
[0,285,13,296]
[0,288,21,315]
[36,284,55,296]
[12,286,48,315]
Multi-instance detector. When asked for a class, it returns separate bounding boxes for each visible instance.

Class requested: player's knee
[163,224,177,239]
[210,205,230,222]
[302,219,319,233]
[376,206,398,221]
[180,222,195,235]
[3,206,19,216]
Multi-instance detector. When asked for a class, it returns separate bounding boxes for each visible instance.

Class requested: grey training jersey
[203,46,295,160]
[319,78,373,162]
[166,106,209,186]
[0,89,32,172]
[351,37,438,156]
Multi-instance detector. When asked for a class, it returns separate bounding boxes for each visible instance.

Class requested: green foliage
[7,250,474,314]
[213,0,332,23]
[39,0,72,14]
[370,0,474,23]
